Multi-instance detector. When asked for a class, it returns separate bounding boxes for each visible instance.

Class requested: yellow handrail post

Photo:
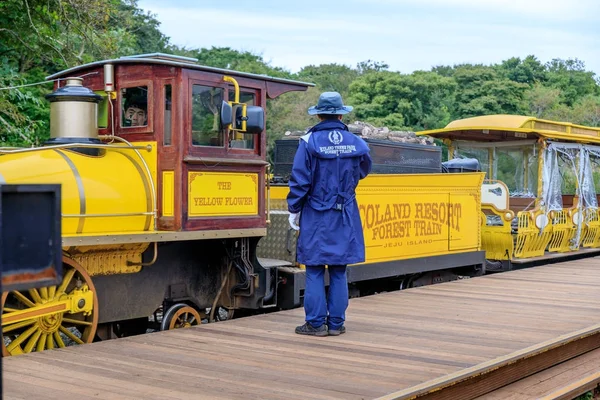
[536,139,546,210]
[223,76,247,137]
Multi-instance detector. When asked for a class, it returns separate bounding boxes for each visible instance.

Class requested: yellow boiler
[0,143,156,237]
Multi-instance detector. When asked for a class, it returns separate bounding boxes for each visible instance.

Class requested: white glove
[288,212,300,231]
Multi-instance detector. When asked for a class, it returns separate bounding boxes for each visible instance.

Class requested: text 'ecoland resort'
[359,202,463,240]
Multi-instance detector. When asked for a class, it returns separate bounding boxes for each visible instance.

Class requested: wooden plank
[375,326,600,400]
[3,259,600,400]
[540,372,600,400]
[476,348,600,400]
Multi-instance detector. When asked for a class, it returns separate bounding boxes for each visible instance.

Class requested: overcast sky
[138,0,600,75]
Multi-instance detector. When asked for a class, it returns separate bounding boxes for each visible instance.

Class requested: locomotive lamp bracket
[221,76,265,135]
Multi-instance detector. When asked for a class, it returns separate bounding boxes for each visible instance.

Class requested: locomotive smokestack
[45,77,103,142]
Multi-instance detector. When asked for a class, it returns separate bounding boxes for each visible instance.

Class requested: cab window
[191,85,224,147]
[121,86,148,128]
[164,84,172,146]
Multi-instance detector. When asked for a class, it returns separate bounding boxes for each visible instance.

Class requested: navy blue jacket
[287,120,372,266]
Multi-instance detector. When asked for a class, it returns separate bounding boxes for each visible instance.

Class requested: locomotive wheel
[1,256,98,356]
[160,303,202,330]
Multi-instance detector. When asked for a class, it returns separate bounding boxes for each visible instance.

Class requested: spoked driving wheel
[1,256,98,356]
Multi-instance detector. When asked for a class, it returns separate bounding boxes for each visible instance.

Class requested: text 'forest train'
[2,53,599,356]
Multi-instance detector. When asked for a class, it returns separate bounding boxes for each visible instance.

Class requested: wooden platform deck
[476,348,600,400]
[3,258,600,400]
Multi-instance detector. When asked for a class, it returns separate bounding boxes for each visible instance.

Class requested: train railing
[478,178,600,260]
[480,181,515,260]
[581,208,600,248]
[513,210,553,258]
[548,209,578,253]
[482,205,600,261]
[481,207,513,261]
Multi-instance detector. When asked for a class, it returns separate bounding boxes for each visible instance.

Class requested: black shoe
[328,326,346,336]
[295,322,328,337]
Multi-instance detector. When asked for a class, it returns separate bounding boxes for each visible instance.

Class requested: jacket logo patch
[329,130,343,145]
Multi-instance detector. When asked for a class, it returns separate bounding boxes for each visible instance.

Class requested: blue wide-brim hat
[308,91,353,115]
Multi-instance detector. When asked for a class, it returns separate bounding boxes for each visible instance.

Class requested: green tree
[0,64,49,146]
[297,63,359,97]
[348,71,408,129]
[265,88,321,163]
[431,65,455,77]
[356,60,389,74]
[545,58,599,106]
[193,46,292,78]
[524,84,561,118]
[110,0,170,55]
[0,0,173,146]
[497,55,547,85]
[348,70,455,130]
[453,65,528,118]
[571,95,600,127]
[404,71,456,129]
[0,0,141,73]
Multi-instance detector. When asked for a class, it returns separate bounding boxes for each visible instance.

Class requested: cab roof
[46,53,315,89]
[417,114,600,144]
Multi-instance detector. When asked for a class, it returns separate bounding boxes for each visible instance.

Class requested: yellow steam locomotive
[2,52,314,355]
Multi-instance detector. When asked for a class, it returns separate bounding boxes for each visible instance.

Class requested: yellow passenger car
[418,115,600,268]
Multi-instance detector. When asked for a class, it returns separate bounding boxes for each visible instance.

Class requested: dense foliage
[1,1,599,152]
[0,0,171,145]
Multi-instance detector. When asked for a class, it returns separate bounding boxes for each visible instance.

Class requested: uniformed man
[287,92,372,336]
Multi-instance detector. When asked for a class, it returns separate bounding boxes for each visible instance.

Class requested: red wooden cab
[49,53,312,234]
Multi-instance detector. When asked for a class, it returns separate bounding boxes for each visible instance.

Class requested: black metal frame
[0,184,62,395]
[1,184,62,292]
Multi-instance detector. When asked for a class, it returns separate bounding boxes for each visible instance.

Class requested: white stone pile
[284,121,435,146]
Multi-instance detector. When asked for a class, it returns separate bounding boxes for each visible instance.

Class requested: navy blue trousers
[304,265,348,330]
